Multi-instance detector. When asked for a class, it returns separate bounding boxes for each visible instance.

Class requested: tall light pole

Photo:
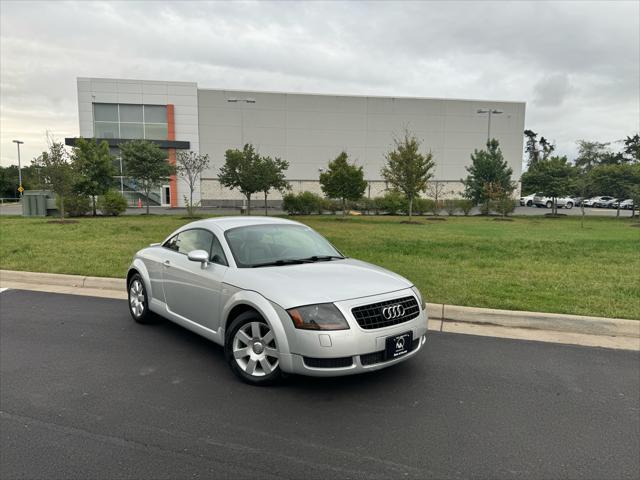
[476,108,503,143]
[227,97,256,147]
[12,140,24,198]
[226,98,256,213]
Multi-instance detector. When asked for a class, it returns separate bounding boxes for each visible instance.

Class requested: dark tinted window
[210,235,228,266]
[163,234,179,251]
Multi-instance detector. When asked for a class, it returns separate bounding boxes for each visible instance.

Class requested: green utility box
[22,190,56,217]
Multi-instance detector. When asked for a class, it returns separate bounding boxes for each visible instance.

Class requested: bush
[57,193,91,217]
[98,190,128,216]
[425,198,440,215]
[282,191,323,215]
[444,199,458,216]
[374,190,407,215]
[321,198,342,215]
[459,199,474,216]
[495,196,517,217]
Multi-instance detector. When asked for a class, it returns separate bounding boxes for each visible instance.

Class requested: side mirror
[187,249,210,267]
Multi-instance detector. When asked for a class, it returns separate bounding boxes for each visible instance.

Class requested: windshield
[224,224,343,268]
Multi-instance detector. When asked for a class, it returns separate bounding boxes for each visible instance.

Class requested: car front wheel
[526,200,533,207]
[546,201,553,209]
[128,274,156,324]
[225,312,282,385]
[565,202,573,209]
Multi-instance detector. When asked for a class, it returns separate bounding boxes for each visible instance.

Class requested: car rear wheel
[128,274,156,324]
[225,312,282,385]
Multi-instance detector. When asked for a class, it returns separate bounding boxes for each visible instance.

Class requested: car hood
[223,258,413,309]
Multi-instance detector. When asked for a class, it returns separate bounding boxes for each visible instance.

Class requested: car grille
[351,296,420,330]
[360,338,420,366]
[303,356,353,369]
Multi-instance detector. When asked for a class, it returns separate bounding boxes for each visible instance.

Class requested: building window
[93,103,167,140]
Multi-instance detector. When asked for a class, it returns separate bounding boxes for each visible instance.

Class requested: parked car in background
[594,197,617,208]
[533,195,575,209]
[612,199,634,210]
[618,199,635,210]
[519,193,538,207]
[583,196,614,207]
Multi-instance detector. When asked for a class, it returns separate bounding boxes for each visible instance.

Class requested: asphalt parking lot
[1,289,639,479]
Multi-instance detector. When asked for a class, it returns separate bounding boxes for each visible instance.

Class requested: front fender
[221,290,291,357]
[128,258,153,299]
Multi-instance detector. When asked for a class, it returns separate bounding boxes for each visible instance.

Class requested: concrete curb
[1,270,125,292]
[2,269,638,339]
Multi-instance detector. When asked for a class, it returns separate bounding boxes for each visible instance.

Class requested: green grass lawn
[1,214,638,319]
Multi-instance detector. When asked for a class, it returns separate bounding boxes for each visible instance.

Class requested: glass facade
[93,103,168,140]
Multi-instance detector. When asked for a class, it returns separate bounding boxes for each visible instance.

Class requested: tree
[176,150,210,217]
[574,140,611,172]
[622,134,639,163]
[589,163,640,217]
[539,136,555,160]
[426,181,446,215]
[524,130,540,167]
[34,142,75,220]
[462,139,515,214]
[320,152,367,215]
[120,140,174,215]
[520,156,577,215]
[381,131,435,221]
[256,156,290,216]
[71,138,115,216]
[218,144,263,215]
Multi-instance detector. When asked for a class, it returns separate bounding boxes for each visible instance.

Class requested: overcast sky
[1,0,638,168]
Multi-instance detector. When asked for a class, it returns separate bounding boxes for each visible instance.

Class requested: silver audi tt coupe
[127,217,428,384]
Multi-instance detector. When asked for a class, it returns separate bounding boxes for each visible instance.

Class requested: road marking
[0,288,9,293]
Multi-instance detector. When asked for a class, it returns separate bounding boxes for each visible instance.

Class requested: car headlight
[287,304,350,331]
[411,286,427,311]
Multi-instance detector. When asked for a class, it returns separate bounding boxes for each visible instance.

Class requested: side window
[163,234,179,251]
[176,229,214,255]
[210,235,228,266]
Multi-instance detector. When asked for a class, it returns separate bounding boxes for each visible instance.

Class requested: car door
[161,228,229,332]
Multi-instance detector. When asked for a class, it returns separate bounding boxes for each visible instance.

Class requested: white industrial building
[67,78,526,207]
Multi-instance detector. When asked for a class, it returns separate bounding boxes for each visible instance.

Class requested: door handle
[163,260,171,267]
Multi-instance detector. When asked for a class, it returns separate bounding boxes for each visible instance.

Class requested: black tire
[546,201,553,209]
[128,273,157,324]
[225,311,282,386]
[526,200,533,207]
[565,202,573,209]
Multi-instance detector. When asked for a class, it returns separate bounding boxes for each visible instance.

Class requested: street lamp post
[227,97,256,147]
[226,98,256,213]
[476,108,503,143]
[12,140,24,198]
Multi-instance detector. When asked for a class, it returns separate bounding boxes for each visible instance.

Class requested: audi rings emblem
[382,304,405,320]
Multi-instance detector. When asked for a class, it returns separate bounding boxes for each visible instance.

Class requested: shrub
[375,190,407,215]
[98,190,128,216]
[282,191,323,215]
[495,196,517,217]
[57,193,91,217]
[444,199,458,216]
[459,199,474,216]
[321,198,342,215]
[425,198,440,216]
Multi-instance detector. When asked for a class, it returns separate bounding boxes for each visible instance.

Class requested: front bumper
[272,288,429,376]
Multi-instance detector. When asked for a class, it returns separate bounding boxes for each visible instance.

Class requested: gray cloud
[1,0,638,166]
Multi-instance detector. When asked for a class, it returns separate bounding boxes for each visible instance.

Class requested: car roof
[178,216,303,233]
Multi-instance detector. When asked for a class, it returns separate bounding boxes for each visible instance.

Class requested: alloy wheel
[129,279,145,318]
[232,321,279,377]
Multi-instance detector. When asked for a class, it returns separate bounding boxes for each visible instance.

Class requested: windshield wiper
[251,258,314,268]
[297,255,345,262]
